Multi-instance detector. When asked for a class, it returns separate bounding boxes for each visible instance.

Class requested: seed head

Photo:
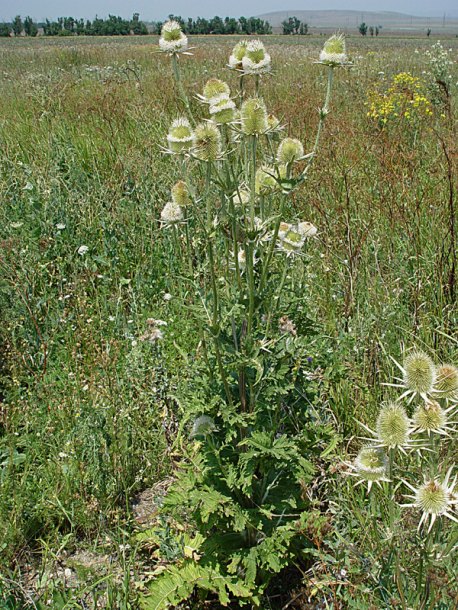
[241,98,268,135]
[167,118,194,153]
[160,201,183,224]
[277,138,304,164]
[229,40,248,69]
[171,181,191,207]
[209,96,236,124]
[159,21,188,53]
[242,40,271,74]
[319,34,347,66]
[193,122,222,161]
[403,350,436,396]
[435,364,458,400]
[376,402,410,448]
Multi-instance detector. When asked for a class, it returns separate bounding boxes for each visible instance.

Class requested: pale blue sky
[0,1,456,21]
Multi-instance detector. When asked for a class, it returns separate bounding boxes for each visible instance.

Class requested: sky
[0,0,457,21]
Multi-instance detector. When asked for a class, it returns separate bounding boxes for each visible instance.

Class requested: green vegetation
[0,31,457,609]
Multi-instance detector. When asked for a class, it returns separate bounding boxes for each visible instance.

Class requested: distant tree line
[281,16,308,35]
[0,13,148,36]
[153,15,272,35]
[358,22,382,36]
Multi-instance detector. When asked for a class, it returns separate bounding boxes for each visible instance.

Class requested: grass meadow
[0,33,457,609]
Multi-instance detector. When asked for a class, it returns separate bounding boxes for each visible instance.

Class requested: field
[0,33,457,609]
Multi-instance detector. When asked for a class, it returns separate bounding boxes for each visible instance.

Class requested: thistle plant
[343,346,458,608]
[141,23,348,609]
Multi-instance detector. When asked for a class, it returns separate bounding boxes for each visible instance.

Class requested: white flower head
[401,468,458,533]
[160,201,183,224]
[345,446,390,492]
[209,96,236,124]
[77,245,89,256]
[159,20,188,54]
[319,34,348,66]
[242,40,271,74]
[167,118,194,154]
[385,350,436,403]
[228,40,248,70]
[297,222,318,238]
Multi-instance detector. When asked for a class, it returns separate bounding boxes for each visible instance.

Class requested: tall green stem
[171,53,193,119]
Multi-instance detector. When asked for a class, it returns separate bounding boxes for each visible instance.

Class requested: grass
[0,34,457,608]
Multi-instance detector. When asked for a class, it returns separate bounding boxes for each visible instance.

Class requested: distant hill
[257,10,458,33]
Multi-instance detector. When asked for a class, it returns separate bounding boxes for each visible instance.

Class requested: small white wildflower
[319,34,348,66]
[242,40,271,75]
[159,20,188,54]
[161,201,183,224]
[77,245,89,256]
[56,223,66,230]
[163,293,172,301]
[228,40,248,70]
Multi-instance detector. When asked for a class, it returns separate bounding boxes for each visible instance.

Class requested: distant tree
[12,15,23,36]
[131,13,148,35]
[375,25,382,36]
[23,16,38,36]
[0,22,11,37]
[358,22,368,36]
[299,22,308,35]
[282,16,301,35]
[369,26,374,36]
[427,28,432,37]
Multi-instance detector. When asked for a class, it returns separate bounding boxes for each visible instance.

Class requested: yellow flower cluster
[366,72,433,125]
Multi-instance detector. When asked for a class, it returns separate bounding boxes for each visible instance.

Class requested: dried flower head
[229,40,248,69]
[160,201,183,224]
[402,468,458,532]
[167,118,194,153]
[279,315,297,337]
[277,138,304,164]
[159,20,188,54]
[193,122,222,161]
[241,97,268,135]
[242,40,271,74]
[434,364,458,400]
[209,96,236,124]
[319,34,348,66]
[171,181,191,207]
[202,78,230,104]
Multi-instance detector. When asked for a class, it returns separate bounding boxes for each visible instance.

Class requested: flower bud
[242,40,271,74]
[159,20,188,53]
[319,34,347,66]
[413,400,447,435]
[171,181,191,206]
[277,137,304,164]
[193,122,222,161]
[241,97,268,135]
[167,118,194,153]
[354,446,389,484]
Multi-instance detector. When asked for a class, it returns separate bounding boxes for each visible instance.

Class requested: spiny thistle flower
[347,446,390,492]
[209,95,236,124]
[267,114,282,131]
[277,226,305,256]
[171,181,191,207]
[228,40,248,70]
[255,166,278,195]
[376,402,411,449]
[297,222,318,238]
[402,468,458,532]
[160,201,183,224]
[190,415,217,439]
[242,40,271,74]
[240,97,268,135]
[276,138,304,164]
[412,400,456,437]
[167,118,194,154]
[202,78,230,104]
[434,364,458,400]
[387,350,436,402]
[159,20,188,54]
[193,122,222,161]
[319,34,348,66]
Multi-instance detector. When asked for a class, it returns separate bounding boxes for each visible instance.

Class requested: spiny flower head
[241,97,268,135]
[276,137,304,164]
[319,34,348,66]
[209,96,236,124]
[376,402,410,449]
[403,350,436,397]
[159,20,188,53]
[160,201,183,224]
[434,364,458,400]
[171,181,191,206]
[229,40,248,69]
[202,79,231,104]
[255,166,277,195]
[242,40,271,74]
[402,468,458,532]
[193,122,222,161]
[267,114,282,132]
[412,400,450,436]
[167,118,194,153]
[353,446,390,491]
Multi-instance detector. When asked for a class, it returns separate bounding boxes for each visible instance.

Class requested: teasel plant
[343,347,458,609]
[141,24,351,609]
